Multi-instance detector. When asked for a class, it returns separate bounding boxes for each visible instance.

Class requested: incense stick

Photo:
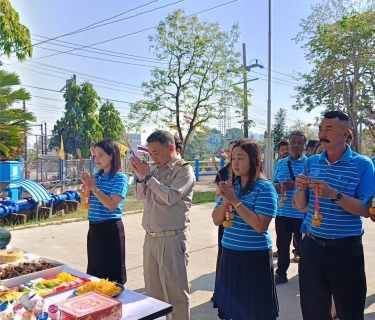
[303,160,309,176]
[121,131,134,154]
[76,149,85,172]
[211,154,222,181]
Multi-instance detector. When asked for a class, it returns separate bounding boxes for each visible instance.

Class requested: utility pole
[359,120,362,153]
[242,43,249,138]
[40,124,44,157]
[44,122,47,155]
[60,74,76,92]
[23,101,27,160]
[266,0,273,177]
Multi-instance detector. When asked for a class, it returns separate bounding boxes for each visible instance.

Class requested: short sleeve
[272,164,279,183]
[253,182,278,218]
[215,197,224,208]
[356,158,375,208]
[355,158,375,204]
[110,173,129,198]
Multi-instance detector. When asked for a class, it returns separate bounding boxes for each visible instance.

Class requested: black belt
[306,231,362,247]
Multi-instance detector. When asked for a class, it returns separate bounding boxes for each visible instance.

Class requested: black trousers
[275,216,302,279]
[299,235,366,320]
[214,224,224,293]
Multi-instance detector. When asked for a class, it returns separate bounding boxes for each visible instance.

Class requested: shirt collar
[95,171,111,179]
[287,154,307,162]
[318,145,352,164]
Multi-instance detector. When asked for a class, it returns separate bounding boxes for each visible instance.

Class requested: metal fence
[24,158,224,183]
[24,160,60,183]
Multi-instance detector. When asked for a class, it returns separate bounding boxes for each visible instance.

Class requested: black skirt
[87,219,127,284]
[214,247,279,320]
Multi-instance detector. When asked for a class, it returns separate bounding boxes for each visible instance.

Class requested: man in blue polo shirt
[272,130,307,285]
[294,111,374,320]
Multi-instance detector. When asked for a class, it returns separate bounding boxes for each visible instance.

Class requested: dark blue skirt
[214,247,279,320]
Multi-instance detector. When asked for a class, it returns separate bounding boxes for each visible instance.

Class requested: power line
[9,63,144,95]
[34,46,169,69]
[32,34,163,63]
[245,45,302,70]
[250,70,300,86]
[22,84,134,105]
[32,1,182,47]
[14,0,239,64]
[31,35,168,65]
[3,58,144,91]
[263,67,296,80]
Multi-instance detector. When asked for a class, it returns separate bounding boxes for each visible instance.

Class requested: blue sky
[6,0,322,144]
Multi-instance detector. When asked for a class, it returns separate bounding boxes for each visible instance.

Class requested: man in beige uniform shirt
[130,130,195,320]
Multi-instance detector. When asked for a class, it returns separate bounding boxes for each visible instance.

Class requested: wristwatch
[331,191,343,202]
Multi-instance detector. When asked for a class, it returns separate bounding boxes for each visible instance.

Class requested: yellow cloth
[195,125,205,133]
[59,136,65,160]
[118,143,128,156]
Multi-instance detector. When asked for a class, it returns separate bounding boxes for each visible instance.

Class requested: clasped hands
[129,155,151,181]
[217,181,239,207]
[80,172,97,192]
[295,174,337,199]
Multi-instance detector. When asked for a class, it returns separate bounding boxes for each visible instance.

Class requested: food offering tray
[0,257,65,287]
[9,274,91,297]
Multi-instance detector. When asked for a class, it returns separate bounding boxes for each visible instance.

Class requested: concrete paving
[8,203,375,320]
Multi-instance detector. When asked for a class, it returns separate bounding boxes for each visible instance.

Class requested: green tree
[99,101,125,140]
[293,3,375,152]
[50,79,103,158]
[288,119,318,141]
[0,69,35,160]
[272,108,288,145]
[128,9,243,158]
[224,128,243,143]
[0,0,33,60]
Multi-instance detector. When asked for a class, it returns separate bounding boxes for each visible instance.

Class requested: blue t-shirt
[88,171,129,222]
[361,156,375,207]
[215,178,278,251]
[272,155,307,219]
[304,147,375,239]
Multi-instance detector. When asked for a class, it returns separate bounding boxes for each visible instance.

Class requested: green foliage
[287,119,318,141]
[99,101,125,140]
[0,0,32,60]
[128,9,243,157]
[50,79,103,158]
[272,108,288,145]
[293,7,375,151]
[0,69,35,160]
[184,125,223,160]
[224,128,243,143]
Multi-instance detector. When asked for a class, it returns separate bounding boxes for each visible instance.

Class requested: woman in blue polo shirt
[80,139,129,284]
[212,139,279,320]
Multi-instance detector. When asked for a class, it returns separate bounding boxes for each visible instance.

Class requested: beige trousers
[143,231,190,320]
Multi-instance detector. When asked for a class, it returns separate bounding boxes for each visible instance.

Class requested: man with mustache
[272,131,307,284]
[294,111,375,320]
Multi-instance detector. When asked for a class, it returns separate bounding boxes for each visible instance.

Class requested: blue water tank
[0,161,21,182]
[0,161,22,200]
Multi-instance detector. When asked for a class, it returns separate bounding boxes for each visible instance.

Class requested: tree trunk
[351,58,359,152]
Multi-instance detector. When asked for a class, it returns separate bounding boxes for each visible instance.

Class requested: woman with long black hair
[212,139,279,319]
[80,138,129,284]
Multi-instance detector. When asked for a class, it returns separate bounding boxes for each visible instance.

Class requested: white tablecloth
[46,267,171,320]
